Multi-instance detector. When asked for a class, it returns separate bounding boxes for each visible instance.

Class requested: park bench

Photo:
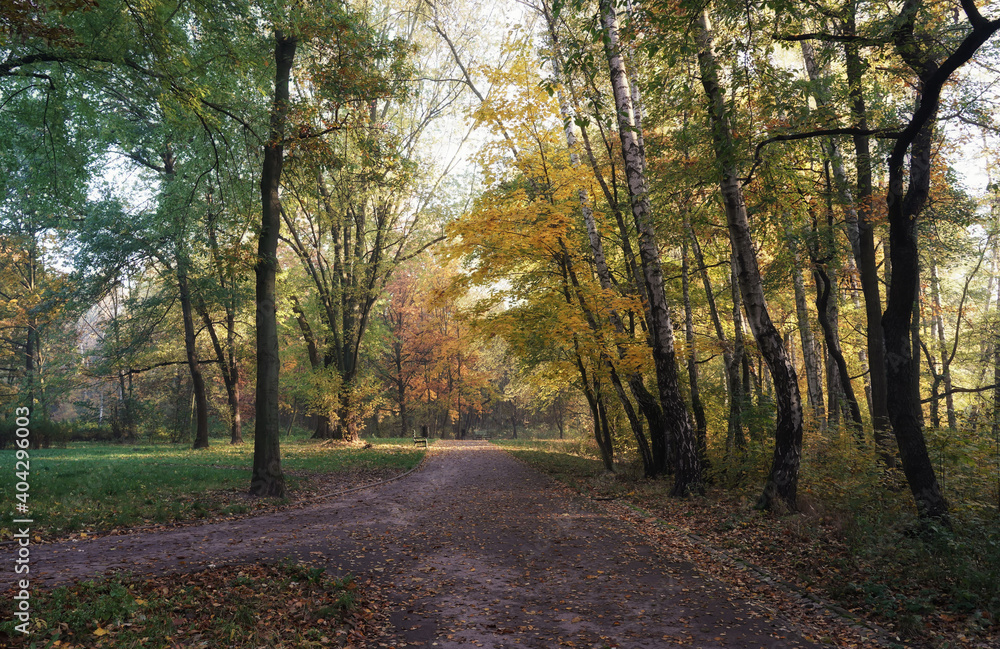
[412,432,428,447]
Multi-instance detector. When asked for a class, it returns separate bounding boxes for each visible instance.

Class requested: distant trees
[5,0,1000,529]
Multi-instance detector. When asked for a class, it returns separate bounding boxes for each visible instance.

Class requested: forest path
[11,441,822,648]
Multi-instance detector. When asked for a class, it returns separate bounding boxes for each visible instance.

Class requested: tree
[599,0,702,494]
[251,27,295,498]
[693,8,804,510]
[279,0,451,441]
[879,0,1000,524]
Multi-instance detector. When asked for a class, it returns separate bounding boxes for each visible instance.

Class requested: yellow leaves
[93,627,109,637]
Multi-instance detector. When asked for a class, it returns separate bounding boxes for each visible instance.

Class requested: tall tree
[880,0,1000,523]
[693,8,804,510]
[251,28,295,498]
[600,0,702,494]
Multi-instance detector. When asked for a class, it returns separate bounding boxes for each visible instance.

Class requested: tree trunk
[291,296,335,441]
[595,382,615,471]
[251,29,295,498]
[695,10,803,510]
[206,224,243,444]
[875,0,1000,521]
[689,227,745,455]
[792,255,826,427]
[558,241,655,474]
[546,34,661,475]
[178,269,210,449]
[994,251,1000,449]
[803,32,891,455]
[334,383,360,442]
[24,316,38,447]
[601,0,701,494]
[813,264,864,433]
[841,12,897,461]
[883,117,947,521]
[930,260,957,429]
[681,221,709,470]
[196,298,242,445]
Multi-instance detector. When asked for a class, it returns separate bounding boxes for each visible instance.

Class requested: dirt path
[7,441,827,648]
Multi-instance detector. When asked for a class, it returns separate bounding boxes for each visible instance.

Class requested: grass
[497,436,1000,647]
[0,561,370,648]
[0,434,425,540]
[493,439,604,485]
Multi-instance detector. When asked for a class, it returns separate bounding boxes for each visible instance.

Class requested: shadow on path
[6,441,820,648]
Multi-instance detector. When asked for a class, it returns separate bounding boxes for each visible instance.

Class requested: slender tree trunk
[994,241,1000,443]
[695,10,803,510]
[291,296,333,441]
[178,269,210,449]
[792,255,826,427]
[558,241,655,474]
[994,252,1000,441]
[690,227,744,455]
[251,29,295,498]
[930,260,957,429]
[845,255,874,422]
[682,220,709,470]
[813,264,864,433]
[730,260,748,453]
[844,9,894,459]
[206,225,243,444]
[601,0,701,494]
[399,381,408,438]
[594,380,615,471]
[803,35,887,451]
[24,316,38,446]
[197,299,242,445]
[546,29,662,475]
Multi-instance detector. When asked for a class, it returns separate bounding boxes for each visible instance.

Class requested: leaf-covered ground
[0,561,384,648]
[0,441,889,648]
[500,443,999,648]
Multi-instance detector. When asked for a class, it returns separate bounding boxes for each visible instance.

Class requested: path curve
[6,441,822,648]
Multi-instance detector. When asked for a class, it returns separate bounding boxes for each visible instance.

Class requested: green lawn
[0,436,425,540]
[492,439,605,486]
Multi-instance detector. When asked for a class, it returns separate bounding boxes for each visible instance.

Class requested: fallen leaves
[0,562,384,649]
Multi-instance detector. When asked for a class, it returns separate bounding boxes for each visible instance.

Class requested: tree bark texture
[879,0,1000,522]
[178,267,210,449]
[251,29,295,498]
[792,255,826,427]
[601,0,702,494]
[695,9,803,510]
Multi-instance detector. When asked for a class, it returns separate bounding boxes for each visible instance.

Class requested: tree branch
[125,359,219,375]
[775,32,886,46]
[921,383,998,403]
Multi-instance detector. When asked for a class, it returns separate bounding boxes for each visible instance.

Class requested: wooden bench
[412,433,428,447]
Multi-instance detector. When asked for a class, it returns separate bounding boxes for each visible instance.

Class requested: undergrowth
[501,428,1000,646]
